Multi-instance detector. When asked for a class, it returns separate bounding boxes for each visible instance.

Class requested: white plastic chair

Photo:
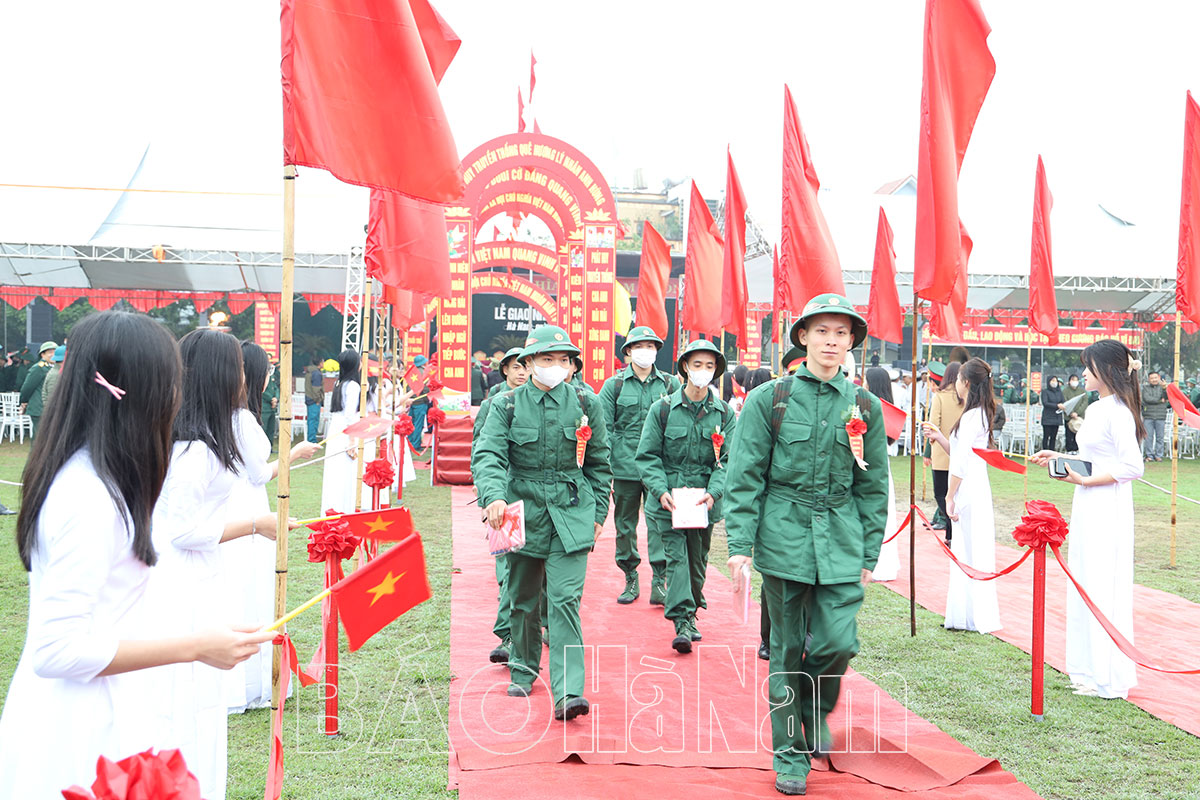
[0,392,32,443]
[291,392,308,438]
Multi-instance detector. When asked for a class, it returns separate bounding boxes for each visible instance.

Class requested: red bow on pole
[305,513,361,736]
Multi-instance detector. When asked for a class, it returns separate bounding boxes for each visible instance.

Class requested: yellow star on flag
[365,514,393,536]
[366,570,406,606]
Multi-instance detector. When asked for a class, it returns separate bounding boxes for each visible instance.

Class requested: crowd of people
[0,299,1151,799]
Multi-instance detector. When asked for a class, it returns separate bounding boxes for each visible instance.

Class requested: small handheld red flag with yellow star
[325,506,415,542]
[330,533,432,650]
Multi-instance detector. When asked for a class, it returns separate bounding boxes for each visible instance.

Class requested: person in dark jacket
[1040,375,1065,451]
[19,341,57,438]
[1141,371,1169,461]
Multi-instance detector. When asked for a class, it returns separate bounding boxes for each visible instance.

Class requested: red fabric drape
[281,0,463,202]
[635,221,671,340]
[226,294,257,315]
[384,284,433,332]
[679,180,724,337]
[780,84,842,310]
[720,149,750,346]
[365,190,451,299]
[913,0,995,304]
[930,219,972,340]
[1029,156,1058,345]
[1178,91,1200,328]
[867,207,903,344]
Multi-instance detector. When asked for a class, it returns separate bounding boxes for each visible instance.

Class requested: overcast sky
[2,1,1199,278]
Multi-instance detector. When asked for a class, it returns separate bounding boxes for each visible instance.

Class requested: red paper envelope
[973,448,1027,474]
[879,399,907,441]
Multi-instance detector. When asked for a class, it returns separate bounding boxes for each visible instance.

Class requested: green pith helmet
[498,346,523,374]
[38,341,57,356]
[571,353,584,374]
[622,325,664,354]
[998,373,1011,384]
[519,325,581,361]
[782,346,805,372]
[789,293,868,352]
[928,360,947,380]
[676,339,727,380]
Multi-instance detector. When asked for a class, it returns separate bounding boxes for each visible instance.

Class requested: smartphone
[1049,457,1092,479]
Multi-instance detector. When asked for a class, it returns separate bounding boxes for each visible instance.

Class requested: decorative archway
[440,133,617,391]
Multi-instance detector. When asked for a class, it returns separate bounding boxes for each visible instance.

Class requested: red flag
[972,448,1027,475]
[529,50,537,100]
[331,534,432,650]
[533,118,542,135]
[780,84,842,309]
[385,284,433,332]
[636,221,672,340]
[323,505,417,542]
[1167,382,1200,430]
[680,180,724,336]
[1178,92,1200,329]
[1029,156,1058,345]
[343,413,395,441]
[879,398,908,441]
[867,207,903,344]
[517,87,526,133]
[771,246,785,344]
[721,148,750,346]
[281,0,463,201]
[366,190,450,298]
[409,0,461,83]
[913,0,995,304]
[930,219,971,340]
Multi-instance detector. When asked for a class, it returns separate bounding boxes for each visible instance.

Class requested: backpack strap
[609,375,625,421]
[769,376,793,442]
[659,394,672,429]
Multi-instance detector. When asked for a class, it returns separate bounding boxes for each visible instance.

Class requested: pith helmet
[622,325,664,354]
[928,360,947,380]
[519,325,581,360]
[498,347,523,374]
[676,339,727,380]
[782,346,805,372]
[789,293,868,353]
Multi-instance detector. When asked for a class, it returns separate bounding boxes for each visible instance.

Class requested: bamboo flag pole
[908,297,919,637]
[271,163,297,715]
[354,282,373,515]
[1024,340,1032,502]
[922,338,933,501]
[1172,309,1181,568]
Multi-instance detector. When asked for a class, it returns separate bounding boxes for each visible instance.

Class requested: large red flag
[636,221,671,340]
[383,285,432,332]
[867,207,903,344]
[281,0,464,202]
[913,0,995,304]
[331,533,432,650]
[409,0,461,83]
[771,246,785,344]
[1178,91,1200,329]
[721,149,750,346]
[680,181,724,337]
[930,219,972,341]
[780,84,842,309]
[366,190,451,298]
[529,50,537,99]
[1029,156,1058,345]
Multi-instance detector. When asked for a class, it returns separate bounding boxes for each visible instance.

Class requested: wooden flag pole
[1171,309,1181,568]
[1024,341,1032,502]
[908,296,919,637]
[355,283,373,515]
[271,164,297,719]
[922,338,933,501]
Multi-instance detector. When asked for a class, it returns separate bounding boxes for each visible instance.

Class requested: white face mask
[630,348,657,368]
[533,364,570,389]
[688,369,715,390]
[1069,380,1078,388]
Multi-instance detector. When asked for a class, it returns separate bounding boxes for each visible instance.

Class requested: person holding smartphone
[1032,340,1145,699]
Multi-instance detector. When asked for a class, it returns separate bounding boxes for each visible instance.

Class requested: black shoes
[489,638,511,664]
[758,641,770,661]
[774,776,807,795]
[506,683,531,697]
[554,696,590,720]
[617,572,640,604]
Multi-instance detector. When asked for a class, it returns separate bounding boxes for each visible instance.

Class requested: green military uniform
[473,347,526,663]
[994,374,1009,401]
[597,326,680,604]
[1188,380,1200,410]
[261,372,280,447]
[19,342,56,438]
[474,326,613,718]
[635,339,735,651]
[724,295,888,791]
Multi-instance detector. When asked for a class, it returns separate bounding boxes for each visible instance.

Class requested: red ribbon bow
[393,415,415,437]
[306,510,360,564]
[62,749,201,800]
[427,406,446,425]
[1011,499,1069,549]
[363,457,395,491]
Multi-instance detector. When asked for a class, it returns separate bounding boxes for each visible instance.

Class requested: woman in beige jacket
[924,361,963,543]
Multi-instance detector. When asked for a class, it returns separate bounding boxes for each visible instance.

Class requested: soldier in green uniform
[261,364,280,448]
[598,326,680,604]
[994,373,1009,401]
[635,339,734,652]
[725,294,888,796]
[567,352,593,392]
[473,346,529,665]
[19,341,57,438]
[474,325,613,721]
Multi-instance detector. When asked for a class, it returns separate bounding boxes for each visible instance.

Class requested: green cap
[676,339,727,380]
[622,325,664,354]
[789,294,868,352]
[928,360,947,380]
[498,347,523,374]
[39,341,57,355]
[782,346,805,372]
[518,325,581,360]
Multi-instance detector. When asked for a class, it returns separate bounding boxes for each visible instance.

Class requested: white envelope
[671,487,710,529]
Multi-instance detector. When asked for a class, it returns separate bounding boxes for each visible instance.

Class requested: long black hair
[331,349,361,413]
[865,367,894,404]
[240,340,270,423]
[951,357,996,447]
[1081,339,1146,442]
[174,328,245,471]
[940,361,963,403]
[17,312,182,570]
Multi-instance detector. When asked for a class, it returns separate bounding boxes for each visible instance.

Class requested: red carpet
[448,487,1040,798]
[880,514,1200,737]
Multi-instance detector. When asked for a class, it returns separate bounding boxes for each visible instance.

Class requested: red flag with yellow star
[332,506,416,542]
[330,533,431,650]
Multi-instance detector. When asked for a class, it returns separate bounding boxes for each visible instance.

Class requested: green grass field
[0,443,1197,799]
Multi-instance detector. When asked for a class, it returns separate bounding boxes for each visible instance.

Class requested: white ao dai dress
[944,407,1001,632]
[1066,395,1143,698]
